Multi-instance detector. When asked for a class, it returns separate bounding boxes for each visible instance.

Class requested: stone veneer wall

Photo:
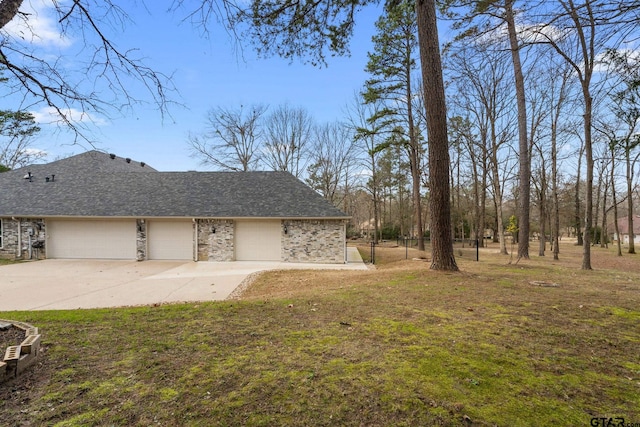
[197,219,235,261]
[281,219,346,264]
[136,219,147,261]
[0,218,46,260]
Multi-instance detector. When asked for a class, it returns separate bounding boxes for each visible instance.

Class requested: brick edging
[0,319,42,383]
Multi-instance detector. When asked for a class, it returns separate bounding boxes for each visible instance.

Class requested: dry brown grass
[1,240,638,426]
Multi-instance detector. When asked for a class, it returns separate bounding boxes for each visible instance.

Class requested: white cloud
[3,0,72,48]
[31,106,108,126]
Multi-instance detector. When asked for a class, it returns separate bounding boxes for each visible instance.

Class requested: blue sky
[5,2,386,171]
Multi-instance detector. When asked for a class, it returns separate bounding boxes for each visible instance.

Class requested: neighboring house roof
[612,215,640,235]
[0,151,348,219]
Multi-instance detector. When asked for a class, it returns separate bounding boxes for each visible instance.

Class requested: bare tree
[445,0,535,258]
[529,0,630,269]
[189,104,267,171]
[0,1,174,136]
[447,43,516,255]
[503,0,532,260]
[605,49,640,254]
[262,104,313,178]
[306,122,358,208]
[547,57,576,260]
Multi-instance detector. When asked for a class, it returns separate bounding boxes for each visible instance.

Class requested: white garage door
[48,220,136,259]
[235,220,282,261]
[147,220,193,260]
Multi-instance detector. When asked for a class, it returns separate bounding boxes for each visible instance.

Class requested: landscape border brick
[0,319,41,383]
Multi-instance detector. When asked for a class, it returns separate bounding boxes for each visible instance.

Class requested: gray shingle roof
[0,152,348,219]
[3,150,156,179]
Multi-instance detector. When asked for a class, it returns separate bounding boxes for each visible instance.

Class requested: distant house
[610,215,640,244]
[0,151,349,263]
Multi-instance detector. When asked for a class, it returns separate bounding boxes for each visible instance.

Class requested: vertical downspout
[16,218,21,259]
[344,221,347,264]
[193,218,198,262]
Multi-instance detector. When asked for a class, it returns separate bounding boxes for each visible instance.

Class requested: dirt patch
[0,325,25,350]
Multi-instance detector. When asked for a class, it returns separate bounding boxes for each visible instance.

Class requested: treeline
[188,1,640,263]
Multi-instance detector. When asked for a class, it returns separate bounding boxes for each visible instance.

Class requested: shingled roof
[0,151,348,219]
[1,150,156,180]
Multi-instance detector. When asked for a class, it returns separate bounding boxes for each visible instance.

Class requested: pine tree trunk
[416,0,458,271]
[0,0,23,30]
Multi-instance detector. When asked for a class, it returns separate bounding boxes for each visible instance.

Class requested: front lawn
[1,242,638,426]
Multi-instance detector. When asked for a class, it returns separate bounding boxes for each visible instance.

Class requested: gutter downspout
[193,218,198,262]
[344,221,347,264]
[16,218,21,259]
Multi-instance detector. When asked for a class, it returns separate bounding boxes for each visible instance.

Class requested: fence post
[370,240,376,265]
[405,237,408,259]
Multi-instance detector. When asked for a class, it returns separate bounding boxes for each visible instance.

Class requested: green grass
[1,243,639,426]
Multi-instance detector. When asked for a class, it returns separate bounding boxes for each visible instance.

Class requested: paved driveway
[0,247,367,311]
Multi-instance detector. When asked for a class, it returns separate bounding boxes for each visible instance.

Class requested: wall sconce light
[284,224,288,234]
[212,226,216,234]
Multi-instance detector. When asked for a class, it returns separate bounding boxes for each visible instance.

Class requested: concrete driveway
[0,247,367,311]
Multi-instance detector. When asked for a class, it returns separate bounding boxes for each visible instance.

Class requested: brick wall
[136,219,147,261]
[1,217,346,263]
[281,219,346,264]
[197,219,234,261]
[0,218,46,260]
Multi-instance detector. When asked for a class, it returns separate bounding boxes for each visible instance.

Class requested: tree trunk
[582,90,593,270]
[612,148,622,256]
[594,164,602,245]
[504,0,530,260]
[404,31,424,251]
[538,184,546,256]
[490,151,508,255]
[552,121,560,260]
[371,150,380,244]
[601,172,608,248]
[493,199,499,244]
[626,151,635,253]
[407,98,425,251]
[480,151,488,248]
[0,0,23,30]
[416,0,458,271]
[574,141,584,246]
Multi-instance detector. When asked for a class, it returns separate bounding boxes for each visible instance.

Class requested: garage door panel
[235,220,281,261]
[48,220,136,259]
[148,221,193,260]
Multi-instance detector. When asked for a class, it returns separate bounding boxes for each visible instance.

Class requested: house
[610,215,640,245]
[0,151,349,263]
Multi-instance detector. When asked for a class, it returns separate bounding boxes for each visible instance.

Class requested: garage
[47,219,136,259]
[147,220,194,260]
[235,220,282,261]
